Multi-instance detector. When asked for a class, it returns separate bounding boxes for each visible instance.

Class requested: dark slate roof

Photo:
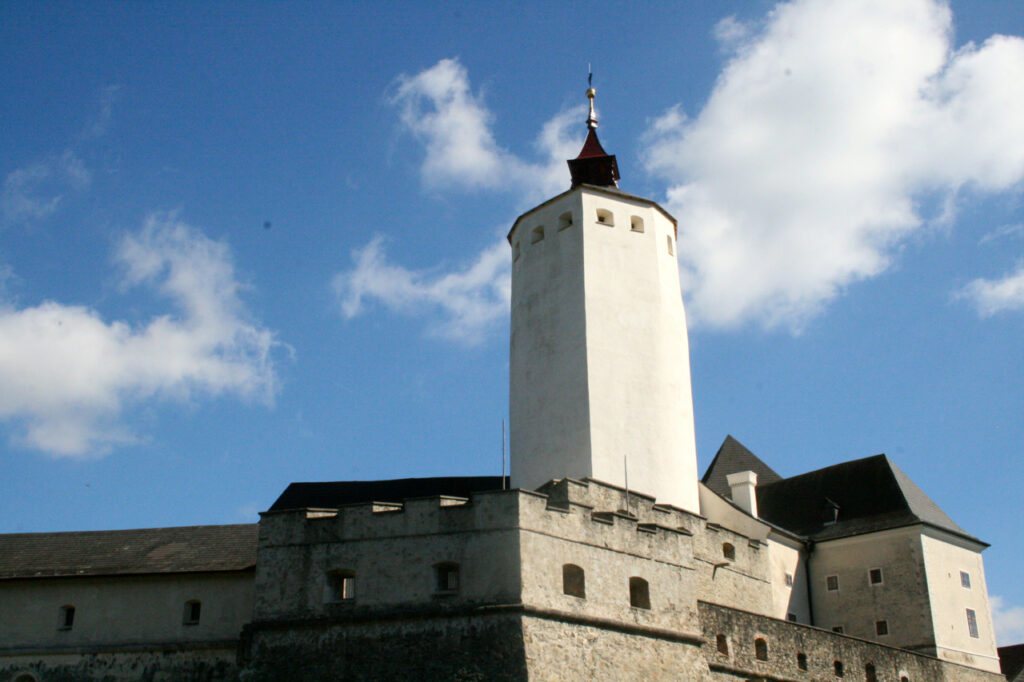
[0,524,258,580]
[756,454,981,544]
[269,476,508,512]
[701,435,783,499]
[999,644,1024,681]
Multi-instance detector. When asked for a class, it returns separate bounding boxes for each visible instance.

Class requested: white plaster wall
[0,572,253,649]
[920,529,1000,673]
[509,186,699,513]
[766,536,810,623]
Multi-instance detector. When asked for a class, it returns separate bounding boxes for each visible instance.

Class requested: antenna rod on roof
[501,419,507,490]
[624,453,630,516]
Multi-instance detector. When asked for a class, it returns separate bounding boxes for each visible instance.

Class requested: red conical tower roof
[567,82,620,188]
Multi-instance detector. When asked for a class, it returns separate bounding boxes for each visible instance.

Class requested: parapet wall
[698,601,1005,682]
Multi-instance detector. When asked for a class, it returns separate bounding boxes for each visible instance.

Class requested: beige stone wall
[0,645,239,682]
[920,528,1001,672]
[810,526,936,649]
[0,571,252,650]
[692,522,774,616]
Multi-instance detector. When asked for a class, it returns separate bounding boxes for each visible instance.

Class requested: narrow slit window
[596,209,614,226]
[435,562,460,593]
[183,599,201,625]
[754,637,768,661]
[834,660,844,677]
[960,571,971,588]
[797,653,808,671]
[531,225,545,244]
[716,634,728,655]
[562,564,585,599]
[59,605,75,630]
[826,575,839,591]
[558,211,573,230]
[966,608,979,638]
[630,216,644,233]
[628,577,650,609]
[666,235,674,255]
[326,569,356,602]
[784,572,794,587]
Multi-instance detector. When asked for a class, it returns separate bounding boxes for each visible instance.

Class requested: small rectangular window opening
[784,572,794,588]
[513,242,521,262]
[629,577,650,610]
[666,235,674,255]
[832,626,844,634]
[558,211,573,230]
[59,605,75,630]
[967,608,979,638]
[797,653,808,671]
[531,226,545,244]
[326,570,356,603]
[826,575,839,591]
[875,620,889,636]
[562,564,586,599]
[960,571,971,588]
[183,600,201,625]
[435,563,460,593]
[869,568,883,585]
[787,613,797,622]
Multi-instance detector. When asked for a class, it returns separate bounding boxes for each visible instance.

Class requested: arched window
[596,209,614,226]
[58,605,75,630]
[326,569,355,602]
[722,543,736,561]
[865,663,878,682]
[562,564,585,598]
[900,676,910,682]
[628,577,650,609]
[558,211,573,230]
[531,225,545,244]
[183,599,201,625]
[834,660,844,677]
[630,216,644,233]
[435,562,460,593]
[797,652,808,670]
[716,634,729,655]
[754,637,768,661]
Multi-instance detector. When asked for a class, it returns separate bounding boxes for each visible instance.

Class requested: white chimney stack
[726,470,759,518]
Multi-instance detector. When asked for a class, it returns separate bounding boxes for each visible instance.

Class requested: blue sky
[2,0,1022,644]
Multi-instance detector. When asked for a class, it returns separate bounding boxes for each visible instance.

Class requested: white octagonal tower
[508,86,699,512]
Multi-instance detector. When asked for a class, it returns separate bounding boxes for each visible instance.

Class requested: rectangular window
[875,620,889,636]
[967,609,979,638]
[826,575,839,591]
[869,568,883,585]
[960,571,971,588]
[59,605,75,630]
[784,573,794,588]
[787,613,797,622]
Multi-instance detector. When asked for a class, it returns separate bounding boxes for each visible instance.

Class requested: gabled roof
[0,524,258,580]
[755,454,981,544]
[701,435,783,499]
[999,644,1024,681]
[269,476,508,511]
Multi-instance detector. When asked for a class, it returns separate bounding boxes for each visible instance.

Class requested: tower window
[58,605,75,630]
[630,216,644,233]
[716,634,729,655]
[666,235,674,255]
[960,571,971,588]
[596,209,614,226]
[722,543,736,561]
[784,572,794,587]
[869,568,883,585]
[834,660,844,677]
[875,620,888,636]
[797,653,808,671]
[531,225,545,244]
[628,577,650,609]
[183,599,201,625]
[326,569,355,602]
[966,608,979,638]
[558,211,573,230]
[562,564,585,599]
[435,562,460,593]
[826,575,839,591]
[754,637,768,661]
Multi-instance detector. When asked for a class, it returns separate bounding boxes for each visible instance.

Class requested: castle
[0,87,1007,681]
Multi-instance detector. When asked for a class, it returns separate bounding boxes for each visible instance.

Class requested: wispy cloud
[332,235,509,344]
[390,57,582,202]
[0,214,285,457]
[979,223,1024,246]
[644,0,1024,330]
[1,151,91,228]
[992,595,1024,646]
[955,261,1024,316]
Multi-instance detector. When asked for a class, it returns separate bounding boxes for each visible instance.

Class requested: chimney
[726,471,759,518]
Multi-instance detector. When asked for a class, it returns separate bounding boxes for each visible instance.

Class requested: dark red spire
[567,83,619,188]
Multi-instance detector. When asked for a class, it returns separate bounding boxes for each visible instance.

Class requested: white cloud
[992,595,1024,646]
[1,151,91,227]
[390,58,582,201]
[955,262,1024,316]
[332,235,509,344]
[979,223,1024,246]
[0,214,283,457]
[644,0,1024,330]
